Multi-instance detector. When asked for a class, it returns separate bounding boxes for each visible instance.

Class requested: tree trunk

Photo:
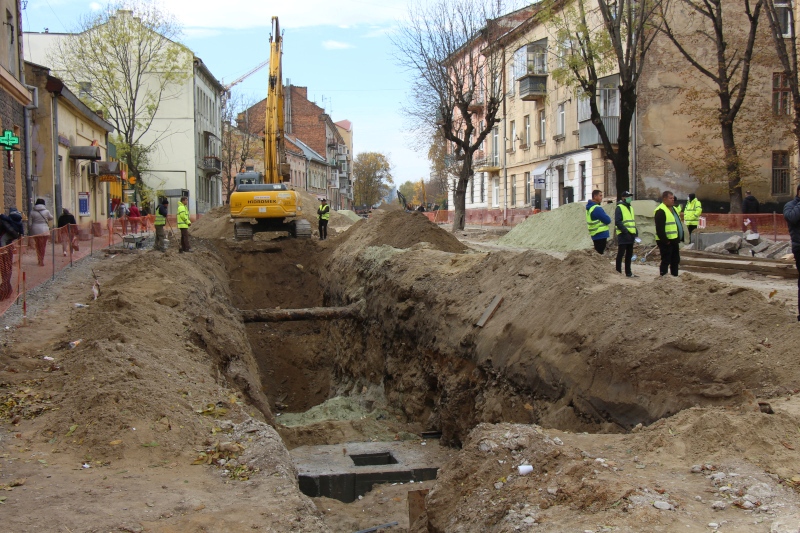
[614,98,634,197]
[720,122,743,213]
[451,159,471,231]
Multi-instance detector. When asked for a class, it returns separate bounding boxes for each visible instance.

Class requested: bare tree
[49,0,190,194]
[220,92,261,203]
[764,0,800,184]
[393,0,519,230]
[544,0,664,199]
[659,0,764,212]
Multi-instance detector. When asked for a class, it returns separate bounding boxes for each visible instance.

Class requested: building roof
[193,56,225,92]
[288,135,326,164]
[334,119,352,131]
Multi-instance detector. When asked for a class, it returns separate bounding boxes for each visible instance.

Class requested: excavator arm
[265,16,290,184]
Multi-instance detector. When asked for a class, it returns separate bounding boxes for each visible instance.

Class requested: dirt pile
[499,200,659,251]
[191,204,233,239]
[323,235,800,446]
[335,209,467,254]
[337,210,362,223]
[417,414,800,532]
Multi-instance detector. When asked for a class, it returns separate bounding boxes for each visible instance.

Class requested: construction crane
[222,59,270,93]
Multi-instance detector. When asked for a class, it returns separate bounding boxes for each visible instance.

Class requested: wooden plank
[682,250,791,264]
[682,265,797,279]
[408,489,430,528]
[475,295,503,327]
[680,257,796,275]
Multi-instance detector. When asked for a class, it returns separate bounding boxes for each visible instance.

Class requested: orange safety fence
[0,214,200,318]
[699,213,791,241]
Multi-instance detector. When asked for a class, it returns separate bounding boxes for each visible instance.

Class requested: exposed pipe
[23,84,38,219]
[52,94,62,221]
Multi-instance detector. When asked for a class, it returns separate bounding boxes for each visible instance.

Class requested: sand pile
[499,200,660,251]
[333,210,467,254]
[336,210,362,223]
[191,205,233,239]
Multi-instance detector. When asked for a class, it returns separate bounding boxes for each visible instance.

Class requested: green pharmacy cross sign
[0,130,19,151]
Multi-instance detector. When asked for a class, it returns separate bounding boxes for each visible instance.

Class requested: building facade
[25,62,114,224]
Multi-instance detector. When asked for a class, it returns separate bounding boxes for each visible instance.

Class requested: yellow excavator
[229,16,312,240]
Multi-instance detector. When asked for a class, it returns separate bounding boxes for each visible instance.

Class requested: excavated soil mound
[28,245,271,458]
[191,204,233,239]
[336,210,362,223]
[323,237,800,446]
[418,416,800,532]
[499,200,660,250]
[340,209,467,254]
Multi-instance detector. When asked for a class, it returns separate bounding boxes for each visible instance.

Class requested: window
[776,1,793,37]
[579,161,587,201]
[480,173,485,202]
[578,88,620,121]
[470,175,475,203]
[510,121,516,152]
[511,174,517,206]
[557,103,565,136]
[6,10,14,76]
[513,41,548,79]
[774,72,791,115]
[773,151,791,195]
[524,171,531,204]
[492,127,499,166]
[539,110,546,143]
[479,121,485,150]
[507,62,515,97]
[557,39,573,69]
[524,115,530,146]
[492,178,500,207]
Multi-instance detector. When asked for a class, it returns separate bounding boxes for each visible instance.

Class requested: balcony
[468,97,484,112]
[519,73,547,101]
[579,116,619,148]
[203,156,222,173]
[473,155,501,173]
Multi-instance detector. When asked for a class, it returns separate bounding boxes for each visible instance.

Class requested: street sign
[533,177,546,190]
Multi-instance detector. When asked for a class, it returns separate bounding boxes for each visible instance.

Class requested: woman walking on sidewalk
[30,198,53,266]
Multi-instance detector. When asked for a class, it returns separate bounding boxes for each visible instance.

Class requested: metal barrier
[0,214,198,317]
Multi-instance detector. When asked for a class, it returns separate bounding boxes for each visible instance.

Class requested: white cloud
[183,27,222,39]
[161,0,407,30]
[322,40,354,50]
[88,2,102,10]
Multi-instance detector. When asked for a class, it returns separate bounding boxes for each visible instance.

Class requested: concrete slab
[291,440,452,503]
[696,232,740,251]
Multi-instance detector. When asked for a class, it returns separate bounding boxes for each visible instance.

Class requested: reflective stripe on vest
[319,205,330,221]
[586,204,608,237]
[684,198,701,224]
[655,203,678,241]
[615,204,636,235]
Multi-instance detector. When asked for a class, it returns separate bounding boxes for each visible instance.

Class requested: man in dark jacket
[57,208,77,257]
[615,191,639,277]
[654,190,684,276]
[742,190,760,232]
[586,190,612,254]
[154,199,169,252]
[783,183,800,321]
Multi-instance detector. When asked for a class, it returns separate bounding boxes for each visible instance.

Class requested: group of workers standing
[586,189,703,278]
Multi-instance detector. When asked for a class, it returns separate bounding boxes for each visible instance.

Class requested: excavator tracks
[234,222,254,241]
[292,219,312,239]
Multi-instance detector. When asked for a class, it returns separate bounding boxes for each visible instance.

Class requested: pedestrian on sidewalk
[154,198,168,252]
[128,202,141,234]
[615,191,638,277]
[29,198,53,267]
[57,208,77,257]
[684,193,702,239]
[0,209,23,300]
[783,183,800,322]
[177,196,191,252]
[318,198,330,240]
[742,190,760,233]
[654,190,684,277]
[586,189,611,254]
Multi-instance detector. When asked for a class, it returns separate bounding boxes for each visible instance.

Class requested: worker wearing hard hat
[317,198,330,240]
[654,190,684,276]
[586,189,612,254]
[615,191,639,277]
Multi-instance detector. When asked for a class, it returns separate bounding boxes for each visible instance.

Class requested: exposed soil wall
[322,212,800,446]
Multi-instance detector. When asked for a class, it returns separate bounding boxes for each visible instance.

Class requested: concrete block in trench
[292,440,450,503]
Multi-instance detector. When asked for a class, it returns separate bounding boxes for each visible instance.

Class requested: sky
[20,0,429,186]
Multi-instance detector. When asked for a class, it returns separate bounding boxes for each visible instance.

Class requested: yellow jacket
[177,203,191,229]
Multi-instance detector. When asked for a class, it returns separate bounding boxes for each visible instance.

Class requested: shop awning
[69,146,101,160]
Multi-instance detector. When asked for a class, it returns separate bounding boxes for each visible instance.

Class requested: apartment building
[24,12,225,214]
[449,0,794,214]
[335,120,353,210]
